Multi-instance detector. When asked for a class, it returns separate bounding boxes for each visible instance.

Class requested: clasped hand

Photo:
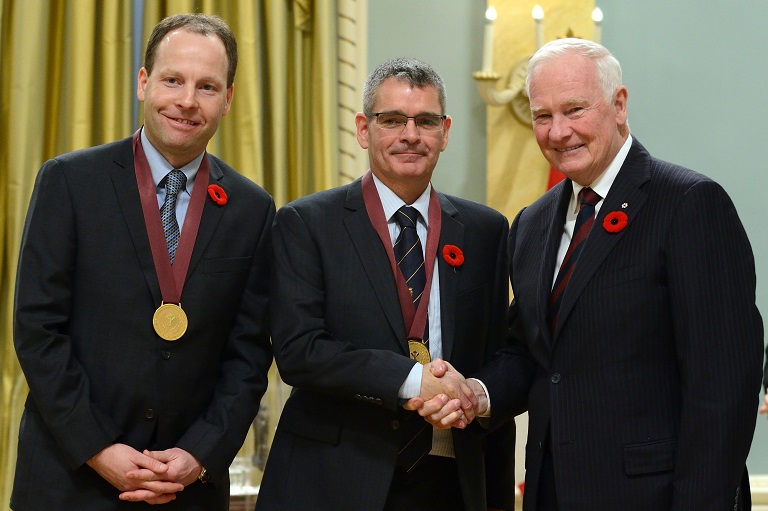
[87,444,202,504]
[404,358,488,430]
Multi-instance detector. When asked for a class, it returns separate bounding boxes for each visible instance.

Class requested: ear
[222,85,235,116]
[137,67,149,102]
[439,115,452,152]
[613,86,628,126]
[355,112,370,149]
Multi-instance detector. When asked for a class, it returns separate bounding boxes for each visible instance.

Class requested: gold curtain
[0,0,339,506]
[0,1,133,503]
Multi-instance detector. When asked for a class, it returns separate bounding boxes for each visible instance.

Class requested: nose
[549,115,571,141]
[176,84,198,109]
[399,117,421,142]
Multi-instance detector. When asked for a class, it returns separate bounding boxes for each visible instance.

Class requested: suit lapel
[436,194,462,361]
[535,182,572,353]
[343,181,408,349]
[108,138,162,305]
[554,140,651,338]
[185,156,227,280]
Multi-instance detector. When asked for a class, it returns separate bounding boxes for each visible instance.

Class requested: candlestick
[482,7,497,72]
[532,5,544,49]
[592,7,604,44]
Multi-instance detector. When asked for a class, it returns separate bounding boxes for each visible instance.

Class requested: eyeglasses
[367,112,447,132]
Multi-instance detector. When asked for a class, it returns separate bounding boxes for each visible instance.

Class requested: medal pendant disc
[408,339,431,364]
[153,303,188,341]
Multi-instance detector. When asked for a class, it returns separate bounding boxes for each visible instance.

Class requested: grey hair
[362,58,446,114]
[526,38,623,103]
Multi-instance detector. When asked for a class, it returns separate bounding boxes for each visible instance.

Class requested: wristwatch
[198,466,211,484]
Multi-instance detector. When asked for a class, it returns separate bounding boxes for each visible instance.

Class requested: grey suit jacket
[479,138,764,511]
[256,178,516,511]
[12,136,275,510]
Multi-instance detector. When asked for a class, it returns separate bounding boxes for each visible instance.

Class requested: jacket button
[391,420,401,431]
[550,373,561,384]
[161,350,171,360]
[145,409,155,420]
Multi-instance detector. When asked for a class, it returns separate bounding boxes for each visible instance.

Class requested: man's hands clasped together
[405,358,488,430]
[87,444,203,504]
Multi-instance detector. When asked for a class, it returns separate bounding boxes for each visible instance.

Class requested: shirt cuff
[398,362,422,399]
[469,377,492,417]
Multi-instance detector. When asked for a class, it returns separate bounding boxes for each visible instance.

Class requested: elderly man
[417,38,763,511]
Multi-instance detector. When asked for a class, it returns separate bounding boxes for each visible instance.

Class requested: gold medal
[153,302,188,341]
[408,339,430,364]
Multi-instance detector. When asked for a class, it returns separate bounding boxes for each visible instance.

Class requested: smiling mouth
[166,115,199,126]
[555,144,584,153]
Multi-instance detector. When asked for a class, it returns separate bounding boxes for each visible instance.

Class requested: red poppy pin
[442,244,464,267]
[603,211,628,233]
[207,184,227,206]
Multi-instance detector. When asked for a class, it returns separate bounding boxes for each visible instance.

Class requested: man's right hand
[405,358,489,429]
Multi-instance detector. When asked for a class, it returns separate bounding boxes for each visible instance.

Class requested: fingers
[428,358,448,377]
[130,450,169,474]
[403,396,425,411]
[411,394,469,430]
[119,485,181,503]
[415,394,449,417]
[429,400,467,430]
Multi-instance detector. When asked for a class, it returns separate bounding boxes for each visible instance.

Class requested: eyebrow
[530,97,589,115]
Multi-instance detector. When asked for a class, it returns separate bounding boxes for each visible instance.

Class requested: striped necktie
[393,205,428,338]
[548,187,602,332]
[392,205,432,471]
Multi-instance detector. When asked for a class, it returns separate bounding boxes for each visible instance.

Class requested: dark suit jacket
[479,139,764,511]
[12,136,275,510]
[256,179,516,511]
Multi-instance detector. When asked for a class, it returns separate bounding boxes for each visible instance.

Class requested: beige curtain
[0,0,338,506]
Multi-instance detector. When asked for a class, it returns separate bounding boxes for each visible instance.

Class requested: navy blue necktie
[392,206,432,472]
[394,206,427,312]
[548,187,601,332]
[160,169,186,263]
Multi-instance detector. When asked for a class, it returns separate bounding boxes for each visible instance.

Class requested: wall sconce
[473,5,604,127]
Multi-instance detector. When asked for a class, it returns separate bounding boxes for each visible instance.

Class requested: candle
[482,7,497,72]
[592,7,604,44]
[532,5,544,49]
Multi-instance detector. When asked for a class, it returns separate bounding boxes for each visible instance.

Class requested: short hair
[363,58,447,114]
[144,13,238,88]
[526,38,623,103]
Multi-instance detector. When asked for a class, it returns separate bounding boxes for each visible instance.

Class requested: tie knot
[165,169,187,198]
[394,206,420,229]
[579,187,601,207]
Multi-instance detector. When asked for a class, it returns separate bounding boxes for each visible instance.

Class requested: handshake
[404,358,488,430]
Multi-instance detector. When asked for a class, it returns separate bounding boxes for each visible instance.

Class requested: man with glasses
[256,58,516,511]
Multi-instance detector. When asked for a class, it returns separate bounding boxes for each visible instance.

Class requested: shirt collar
[140,127,203,193]
[371,172,432,227]
[570,134,633,207]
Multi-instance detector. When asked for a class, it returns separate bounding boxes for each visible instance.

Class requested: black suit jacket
[479,139,763,511]
[12,136,275,510]
[256,178,516,511]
